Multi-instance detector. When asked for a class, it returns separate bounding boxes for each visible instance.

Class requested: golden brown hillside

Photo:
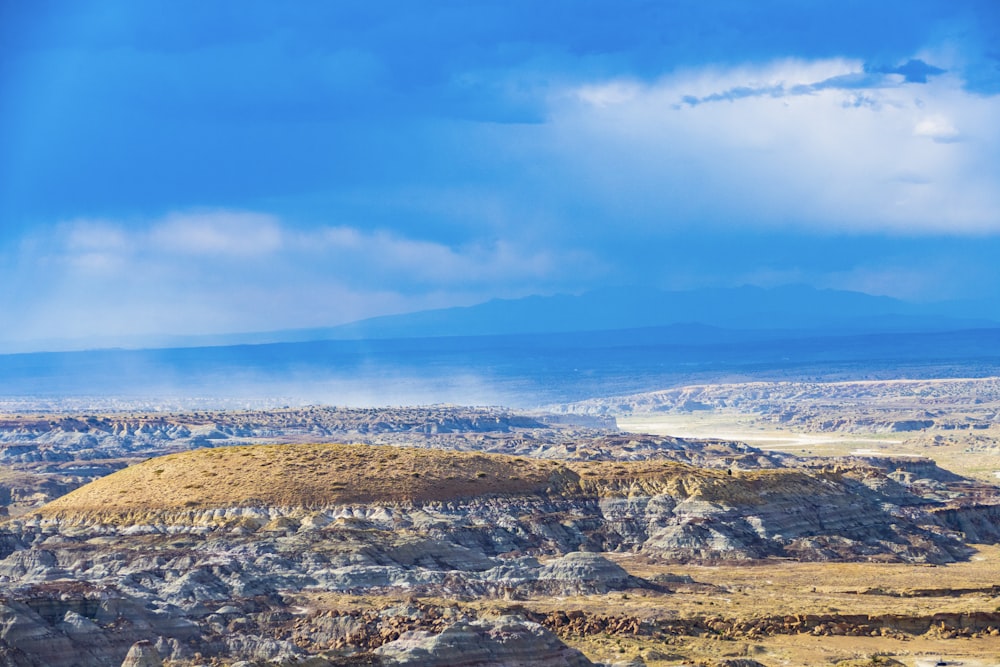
[37,443,563,515]
[36,442,849,523]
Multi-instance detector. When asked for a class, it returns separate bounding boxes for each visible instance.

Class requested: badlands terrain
[1,377,1000,665]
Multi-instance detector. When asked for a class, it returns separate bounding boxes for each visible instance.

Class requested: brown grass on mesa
[36,442,838,518]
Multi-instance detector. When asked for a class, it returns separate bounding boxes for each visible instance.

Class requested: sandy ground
[620,413,906,449]
[618,411,1000,482]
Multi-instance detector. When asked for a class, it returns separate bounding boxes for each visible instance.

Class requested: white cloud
[302,226,577,286]
[913,114,960,142]
[0,211,599,345]
[54,220,133,274]
[64,221,131,251]
[150,210,284,256]
[547,58,1000,235]
[575,81,641,107]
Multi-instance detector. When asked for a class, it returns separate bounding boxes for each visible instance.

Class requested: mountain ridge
[287,284,1000,342]
[3,284,995,354]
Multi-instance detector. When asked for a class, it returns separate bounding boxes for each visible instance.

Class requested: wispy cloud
[302,226,579,287]
[0,211,599,345]
[676,58,945,108]
[150,211,284,256]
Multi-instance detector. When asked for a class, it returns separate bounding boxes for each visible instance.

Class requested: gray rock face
[934,502,1000,543]
[120,640,162,667]
[374,615,595,667]
[223,634,303,662]
[0,601,85,667]
[0,591,199,667]
[0,549,64,580]
[535,552,639,594]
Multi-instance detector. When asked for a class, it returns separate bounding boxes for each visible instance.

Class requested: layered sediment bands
[933,502,1000,543]
[373,615,596,667]
[0,590,200,667]
[18,444,965,564]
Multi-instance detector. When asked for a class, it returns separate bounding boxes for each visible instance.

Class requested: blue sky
[1,0,999,349]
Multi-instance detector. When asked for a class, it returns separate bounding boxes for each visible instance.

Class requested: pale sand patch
[619,414,905,448]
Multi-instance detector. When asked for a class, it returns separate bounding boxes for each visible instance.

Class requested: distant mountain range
[2,284,998,354]
[322,285,998,341]
[149,284,997,348]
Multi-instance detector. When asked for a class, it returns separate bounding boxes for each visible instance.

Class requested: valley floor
[294,543,1000,667]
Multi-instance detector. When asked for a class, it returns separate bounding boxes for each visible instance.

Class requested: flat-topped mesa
[36,443,568,517]
[26,443,969,564]
[39,442,846,520]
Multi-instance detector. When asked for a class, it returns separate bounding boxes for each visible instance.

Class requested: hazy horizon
[1,282,998,355]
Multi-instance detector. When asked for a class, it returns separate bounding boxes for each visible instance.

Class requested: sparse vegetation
[34,437,977,534]
[39,443,571,516]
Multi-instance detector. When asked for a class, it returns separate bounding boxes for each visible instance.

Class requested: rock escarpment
[30,443,965,563]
